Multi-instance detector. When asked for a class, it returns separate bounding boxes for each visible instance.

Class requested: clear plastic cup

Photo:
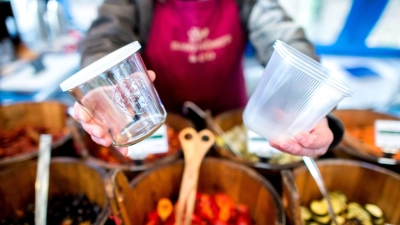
[60,41,167,147]
[275,40,350,92]
[243,40,352,141]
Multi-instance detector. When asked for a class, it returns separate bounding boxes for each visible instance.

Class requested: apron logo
[113,78,149,116]
[170,26,232,64]
[188,27,209,43]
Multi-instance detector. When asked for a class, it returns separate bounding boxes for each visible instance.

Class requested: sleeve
[79,0,140,68]
[326,112,344,150]
[247,0,319,66]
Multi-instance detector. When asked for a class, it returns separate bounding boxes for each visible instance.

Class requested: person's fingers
[81,122,108,139]
[269,139,328,157]
[148,70,156,82]
[268,118,333,157]
[293,132,324,149]
[116,147,128,155]
[269,140,281,150]
[73,102,92,122]
[294,118,333,149]
[91,135,113,147]
[274,139,303,155]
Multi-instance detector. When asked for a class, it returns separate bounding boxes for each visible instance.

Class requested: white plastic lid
[60,41,141,91]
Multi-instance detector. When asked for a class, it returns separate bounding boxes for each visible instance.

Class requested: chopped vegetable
[146,193,254,225]
[310,200,328,216]
[372,217,385,225]
[312,214,331,224]
[157,198,173,221]
[329,191,347,205]
[347,125,400,160]
[333,215,345,225]
[0,125,67,159]
[301,191,386,225]
[216,124,302,164]
[301,206,312,221]
[364,204,383,219]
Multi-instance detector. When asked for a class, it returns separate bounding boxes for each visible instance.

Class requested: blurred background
[1,0,400,116]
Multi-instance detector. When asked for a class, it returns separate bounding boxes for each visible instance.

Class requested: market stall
[1,0,400,224]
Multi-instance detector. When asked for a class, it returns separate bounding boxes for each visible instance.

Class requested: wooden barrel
[108,157,285,225]
[332,110,400,169]
[281,159,400,225]
[0,157,110,224]
[0,101,72,167]
[212,109,306,170]
[83,113,195,171]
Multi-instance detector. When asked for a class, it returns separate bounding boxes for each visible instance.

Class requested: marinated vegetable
[301,191,385,225]
[145,193,253,225]
[0,125,67,159]
[215,124,302,164]
[347,125,400,160]
[364,204,383,219]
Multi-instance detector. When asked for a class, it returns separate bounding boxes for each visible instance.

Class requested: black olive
[81,199,89,208]
[72,198,80,207]
[76,216,84,222]
[77,208,84,215]
[92,205,100,214]
[84,208,92,216]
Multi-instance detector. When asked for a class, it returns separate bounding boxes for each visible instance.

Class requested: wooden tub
[282,159,400,225]
[0,157,110,224]
[108,157,285,225]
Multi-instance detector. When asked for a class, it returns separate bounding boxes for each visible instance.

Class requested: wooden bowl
[332,110,400,168]
[83,113,195,171]
[212,109,305,170]
[0,101,71,167]
[108,157,285,225]
[0,157,110,224]
[281,159,400,225]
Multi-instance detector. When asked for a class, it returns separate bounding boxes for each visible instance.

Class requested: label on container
[377,158,397,165]
[375,120,400,149]
[127,124,168,159]
[247,130,281,158]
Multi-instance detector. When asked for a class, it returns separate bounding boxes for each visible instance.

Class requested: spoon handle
[303,156,338,225]
[35,134,52,225]
[176,128,214,225]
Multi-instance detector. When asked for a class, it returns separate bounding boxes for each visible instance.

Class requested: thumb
[148,70,156,82]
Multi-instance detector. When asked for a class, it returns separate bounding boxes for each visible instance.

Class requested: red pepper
[213,220,229,225]
[195,193,216,221]
[145,220,160,225]
[147,210,159,221]
[235,216,251,225]
[191,213,203,224]
[218,206,231,222]
[197,202,215,221]
[164,214,175,225]
[236,204,249,216]
[229,207,238,221]
[197,193,212,204]
[214,193,235,210]
[145,212,160,225]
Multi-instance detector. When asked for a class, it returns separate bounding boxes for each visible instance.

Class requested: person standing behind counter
[73,0,344,157]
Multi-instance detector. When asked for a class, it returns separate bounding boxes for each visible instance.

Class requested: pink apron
[143,0,247,115]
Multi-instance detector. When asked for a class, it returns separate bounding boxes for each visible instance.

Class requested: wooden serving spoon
[175,127,215,225]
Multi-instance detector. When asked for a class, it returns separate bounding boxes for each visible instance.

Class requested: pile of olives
[0,193,114,225]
